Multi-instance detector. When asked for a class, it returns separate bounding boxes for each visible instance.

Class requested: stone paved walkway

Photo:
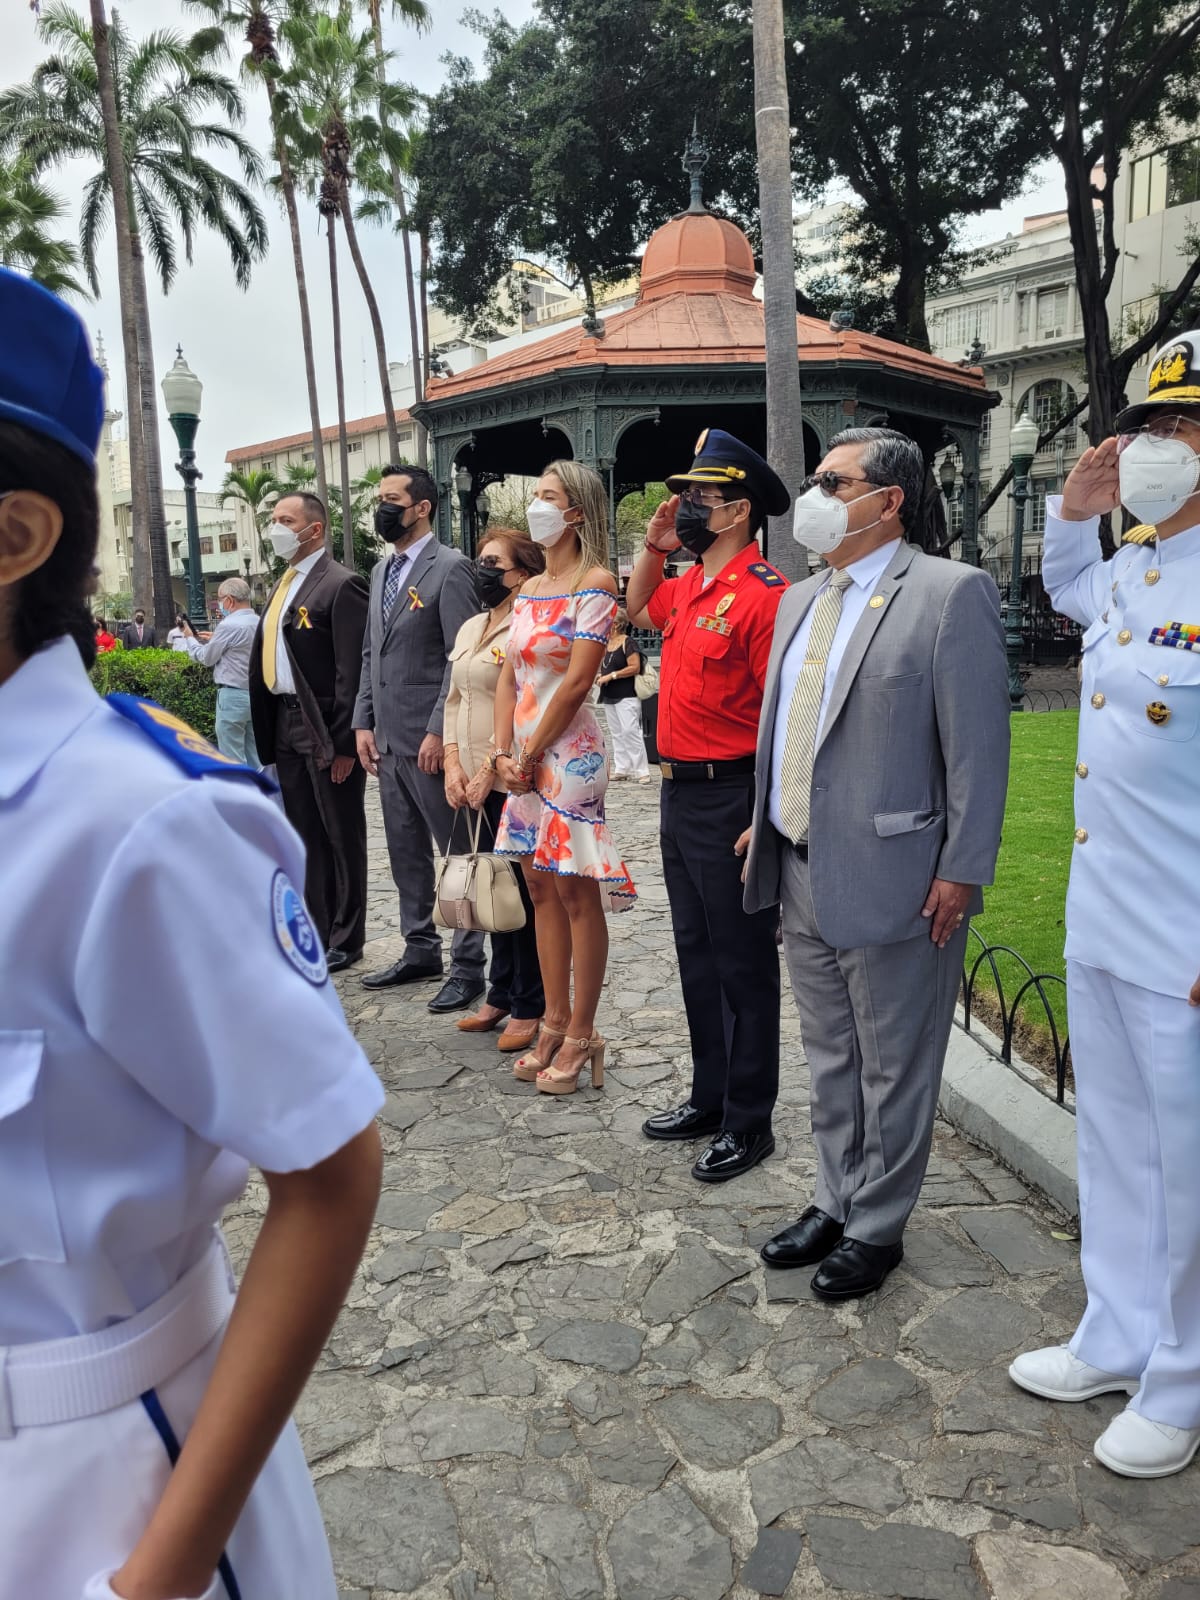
[226,778,1198,1600]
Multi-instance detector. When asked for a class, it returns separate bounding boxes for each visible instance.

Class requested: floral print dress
[495,587,637,912]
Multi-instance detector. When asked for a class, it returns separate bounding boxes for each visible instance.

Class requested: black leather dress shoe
[325,949,362,974]
[361,959,442,990]
[641,1101,724,1142]
[428,976,486,1014]
[760,1206,844,1269]
[692,1130,775,1183]
[811,1238,904,1300]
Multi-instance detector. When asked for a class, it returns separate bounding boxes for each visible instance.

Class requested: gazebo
[414,174,994,566]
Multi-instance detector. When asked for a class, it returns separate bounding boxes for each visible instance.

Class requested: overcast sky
[4,0,1063,484]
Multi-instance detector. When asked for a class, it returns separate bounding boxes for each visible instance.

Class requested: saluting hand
[1060,438,1121,521]
[646,494,682,553]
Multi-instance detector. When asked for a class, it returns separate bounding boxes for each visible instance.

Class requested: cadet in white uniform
[0,275,384,1592]
[1009,329,1200,1479]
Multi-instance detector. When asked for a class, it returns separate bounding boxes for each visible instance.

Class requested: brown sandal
[537,1035,605,1095]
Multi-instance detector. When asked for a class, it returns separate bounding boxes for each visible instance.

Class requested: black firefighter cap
[665,428,791,517]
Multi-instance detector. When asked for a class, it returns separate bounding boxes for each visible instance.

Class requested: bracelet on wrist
[644,539,673,555]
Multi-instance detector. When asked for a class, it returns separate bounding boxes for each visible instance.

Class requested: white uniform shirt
[768,538,900,835]
[1043,496,1200,998]
[0,637,383,1343]
[271,548,323,696]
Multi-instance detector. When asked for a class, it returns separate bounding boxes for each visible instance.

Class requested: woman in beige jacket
[444,529,546,1050]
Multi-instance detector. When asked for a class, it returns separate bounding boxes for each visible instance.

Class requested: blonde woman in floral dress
[494,460,636,1095]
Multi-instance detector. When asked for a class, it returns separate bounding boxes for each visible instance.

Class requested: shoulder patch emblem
[271,869,328,985]
[1122,524,1157,545]
[747,562,787,588]
[107,695,277,794]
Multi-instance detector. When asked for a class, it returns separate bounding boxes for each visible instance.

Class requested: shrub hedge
[90,648,219,741]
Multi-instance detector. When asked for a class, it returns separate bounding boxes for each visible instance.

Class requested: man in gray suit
[353,465,486,1012]
[741,429,1009,1300]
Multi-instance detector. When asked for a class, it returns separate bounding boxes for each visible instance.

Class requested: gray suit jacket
[353,539,479,758]
[743,541,1010,947]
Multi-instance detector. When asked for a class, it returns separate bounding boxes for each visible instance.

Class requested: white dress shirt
[768,538,901,835]
[270,548,323,696]
[184,604,259,688]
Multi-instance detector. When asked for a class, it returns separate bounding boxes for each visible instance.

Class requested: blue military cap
[665,428,791,517]
[0,266,105,468]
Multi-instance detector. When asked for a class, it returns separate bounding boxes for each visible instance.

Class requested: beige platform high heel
[513,1023,565,1082]
[537,1035,605,1095]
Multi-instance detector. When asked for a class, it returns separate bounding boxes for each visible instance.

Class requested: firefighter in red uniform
[627,429,791,1182]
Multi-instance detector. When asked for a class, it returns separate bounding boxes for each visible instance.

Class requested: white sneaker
[1008,1345,1139,1401]
[1094,1406,1200,1478]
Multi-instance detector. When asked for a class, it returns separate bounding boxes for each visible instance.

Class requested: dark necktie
[382,553,405,624]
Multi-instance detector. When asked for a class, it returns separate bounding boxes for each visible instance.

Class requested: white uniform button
[1118,629,1133,645]
[1075,827,1089,844]
[1076,762,1089,778]
[1158,674,1170,686]
[1091,692,1106,709]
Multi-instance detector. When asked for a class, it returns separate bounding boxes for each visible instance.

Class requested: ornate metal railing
[1019,685,1081,712]
[959,927,1072,1105]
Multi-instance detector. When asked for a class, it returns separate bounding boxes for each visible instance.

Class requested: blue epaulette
[747,562,787,588]
[106,694,278,794]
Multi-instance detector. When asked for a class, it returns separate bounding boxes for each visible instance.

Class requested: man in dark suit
[353,465,485,1013]
[120,609,156,649]
[249,492,369,973]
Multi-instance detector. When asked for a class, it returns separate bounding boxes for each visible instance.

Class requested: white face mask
[269,521,309,561]
[1118,432,1200,527]
[526,499,568,546]
[792,484,886,556]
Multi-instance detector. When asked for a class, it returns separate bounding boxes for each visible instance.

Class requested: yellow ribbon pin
[408,587,424,611]
[295,605,313,630]
[490,645,505,665]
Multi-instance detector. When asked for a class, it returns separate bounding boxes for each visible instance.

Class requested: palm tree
[751,0,805,583]
[1,4,269,630]
[0,155,86,295]
[282,7,413,465]
[221,463,279,531]
[364,0,429,466]
[186,0,329,516]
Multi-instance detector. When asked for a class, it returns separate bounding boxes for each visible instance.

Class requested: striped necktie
[381,552,405,624]
[777,568,855,844]
[260,567,298,692]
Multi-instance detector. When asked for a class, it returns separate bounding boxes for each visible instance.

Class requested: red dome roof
[638,210,757,302]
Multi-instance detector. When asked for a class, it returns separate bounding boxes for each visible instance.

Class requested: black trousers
[273,699,367,957]
[660,773,781,1133]
[481,788,545,1019]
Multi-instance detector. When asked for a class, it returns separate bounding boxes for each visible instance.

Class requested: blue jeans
[215,685,260,768]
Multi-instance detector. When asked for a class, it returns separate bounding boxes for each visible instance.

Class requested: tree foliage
[412,0,757,336]
[0,153,85,294]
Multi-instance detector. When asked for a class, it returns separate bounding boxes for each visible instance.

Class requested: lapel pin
[868,594,886,610]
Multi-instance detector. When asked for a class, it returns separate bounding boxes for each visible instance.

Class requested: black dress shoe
[325,948,362,974]
[361,959,442,990]
[811,1237,904,1300]
[428,976,486,1014]
[760,1206,844,1269]
[641,1101,724,1142]
[692,1130,775,1183]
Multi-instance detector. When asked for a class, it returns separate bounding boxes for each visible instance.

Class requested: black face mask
[375,502,412,540]
[674,499,718,556]
[476,565,512,609]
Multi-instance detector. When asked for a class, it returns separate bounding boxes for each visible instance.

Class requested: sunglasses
[477,556,513,571]
[1117,414,1197,452]
[799,471,878,496]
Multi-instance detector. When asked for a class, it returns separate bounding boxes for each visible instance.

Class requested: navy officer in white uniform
[0,269,384,1592]
[1009,329,1200,1479]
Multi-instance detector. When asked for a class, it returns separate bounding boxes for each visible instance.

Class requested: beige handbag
[634,654,659,701]
[433,809,526,933]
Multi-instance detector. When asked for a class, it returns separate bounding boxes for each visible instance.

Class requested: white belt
[0,1239,234,1436]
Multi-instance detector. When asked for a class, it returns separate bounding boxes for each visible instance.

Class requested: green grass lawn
[969,711,1078,1041]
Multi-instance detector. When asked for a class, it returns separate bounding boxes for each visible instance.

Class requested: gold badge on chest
[1146,700,1172,727]
[715,593,735,618]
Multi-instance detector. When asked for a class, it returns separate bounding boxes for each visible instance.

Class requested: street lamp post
[161,347,206,627]
[1006,410,1040,712]
[454,463,474,558]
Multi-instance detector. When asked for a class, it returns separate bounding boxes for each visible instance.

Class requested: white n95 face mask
[526,499,568,546]
[792,484,884,556]
[1118,432,1200,527]
[268,522,303,561]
